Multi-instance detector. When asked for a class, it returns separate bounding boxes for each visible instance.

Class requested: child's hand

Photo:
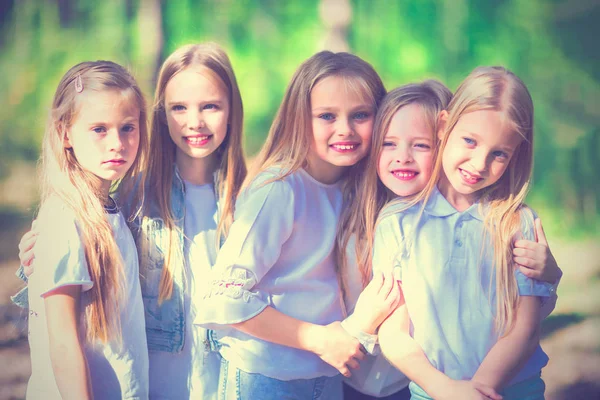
[314,321,365,377]
[18,220,39,276]
[352,271,402,334]
[513,218,562,283]
[438,380,503,400]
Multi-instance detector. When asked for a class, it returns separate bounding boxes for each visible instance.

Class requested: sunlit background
[0,1,598,399]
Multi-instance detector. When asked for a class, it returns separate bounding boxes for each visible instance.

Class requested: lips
[185,135,212,146]
[459,168,483,185]
[330,142,359,153]
[391,169,418,181]
[103,159,126,166]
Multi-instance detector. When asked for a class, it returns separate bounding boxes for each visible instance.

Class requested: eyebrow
[312,105,372,112]
[166,99,225,105]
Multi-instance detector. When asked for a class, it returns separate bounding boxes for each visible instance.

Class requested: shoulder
[36,196,78,234]
[516,204,538,242]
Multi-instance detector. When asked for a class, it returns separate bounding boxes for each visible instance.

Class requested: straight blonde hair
[145,43,246,303]
[417,66,535,335]
[337,80,452,293]
[243,50,386,189]
[40,61,148,344]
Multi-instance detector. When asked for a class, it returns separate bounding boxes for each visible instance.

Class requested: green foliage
[0,0,598,234]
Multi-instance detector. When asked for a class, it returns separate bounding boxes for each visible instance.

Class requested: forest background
[0,1,598,399]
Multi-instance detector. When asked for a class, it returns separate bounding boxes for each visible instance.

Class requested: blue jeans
[218,357,343,400]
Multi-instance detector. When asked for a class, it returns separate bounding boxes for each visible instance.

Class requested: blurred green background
[0,1,598,399]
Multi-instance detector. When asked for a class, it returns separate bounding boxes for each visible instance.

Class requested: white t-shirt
[148,181,220,400]
[27,197,149,400]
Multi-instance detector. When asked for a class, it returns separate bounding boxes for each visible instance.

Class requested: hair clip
[75,74,83,93]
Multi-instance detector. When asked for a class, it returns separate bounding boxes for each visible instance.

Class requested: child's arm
[344,271,402,335]
[233,306,364,377]
[379,292,502,400]
[513,218,562,283]
[44,285,93,400]
[471,295,542,391]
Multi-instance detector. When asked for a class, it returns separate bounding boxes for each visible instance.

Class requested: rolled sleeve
[195,179,295,326]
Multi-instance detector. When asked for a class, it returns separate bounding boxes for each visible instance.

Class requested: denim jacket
[126,168,222,353]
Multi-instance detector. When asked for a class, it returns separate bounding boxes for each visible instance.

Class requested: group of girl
[14,42,562,400]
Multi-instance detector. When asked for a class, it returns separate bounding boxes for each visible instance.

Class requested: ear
[437,110,449,141]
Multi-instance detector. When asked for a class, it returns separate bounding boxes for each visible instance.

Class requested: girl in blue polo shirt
[377,67,555,400]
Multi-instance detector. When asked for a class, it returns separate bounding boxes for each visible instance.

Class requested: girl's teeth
[393,171,416,178]
[188,136,210,144]
[333,144,356,150]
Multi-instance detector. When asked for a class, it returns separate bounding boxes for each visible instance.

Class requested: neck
[438,173,476,212]
[175,152,217,185]
[304,153,346,185]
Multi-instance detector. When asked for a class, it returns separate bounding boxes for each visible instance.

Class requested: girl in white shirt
[26,61,149,399]
[195,50,388,400]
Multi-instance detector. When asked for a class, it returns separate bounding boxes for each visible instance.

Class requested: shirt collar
[424,186,485,221]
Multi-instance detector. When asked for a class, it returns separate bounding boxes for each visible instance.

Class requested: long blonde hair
[419,66,534,335]
[40,61,148,344]
[243,50,386,189]
[145,43,246,303]
[337,80,452,292]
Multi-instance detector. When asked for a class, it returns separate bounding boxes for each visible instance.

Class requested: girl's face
[377,104,434,197]
[439,109,523,209]
[307,75,375,184]
[164,66,229,170]
[65,89,140,195]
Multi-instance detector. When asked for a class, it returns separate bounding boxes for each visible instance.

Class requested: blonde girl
[17,43,246,399]
[133,42,246,400]
[26,61,149,399]
[377,66,556,400]
[194,50,386,400]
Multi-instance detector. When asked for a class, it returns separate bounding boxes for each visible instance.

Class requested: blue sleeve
[515,207,552,298]
[194,179,295,327]
[372,214,405,281]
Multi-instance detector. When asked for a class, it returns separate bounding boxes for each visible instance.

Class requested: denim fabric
[124,168,221,353]
[218,357,343,400]
[124,169,187,353]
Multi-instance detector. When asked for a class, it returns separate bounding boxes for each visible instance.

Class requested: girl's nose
[188,111,205,131]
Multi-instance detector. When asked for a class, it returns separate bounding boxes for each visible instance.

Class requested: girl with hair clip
[376,66,558,400]
[194,50,389,400]
[16,42,246,399]
[338,80,561,400]
[26,61,149,399]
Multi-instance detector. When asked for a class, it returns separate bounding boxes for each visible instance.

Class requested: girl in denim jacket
[16,43,246,400]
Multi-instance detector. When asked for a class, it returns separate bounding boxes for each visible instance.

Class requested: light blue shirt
[373,186,552,386]
[194,167,344,380]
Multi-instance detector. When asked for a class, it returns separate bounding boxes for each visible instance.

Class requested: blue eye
[415,143,431,149]
[92,126,106,134]
[382,141,395,147]
[463,137,475,145]
[122,124,136,133]
[319,113,335,121]
[172,105,185,111]
[492,150,509,159]
[204,104,218,110]
[353,111,370,120]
